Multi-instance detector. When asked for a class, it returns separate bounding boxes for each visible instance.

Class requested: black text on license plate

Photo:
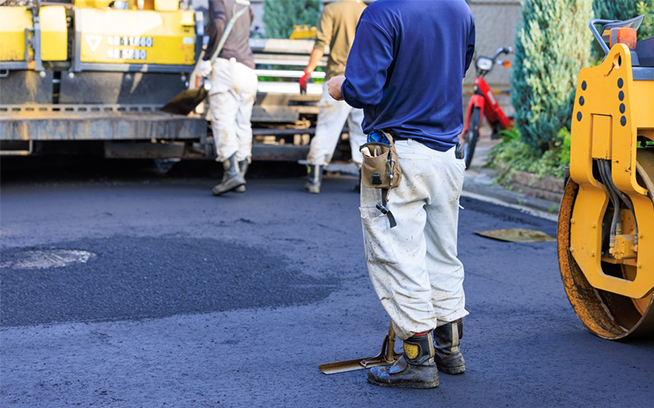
[107,49,147,60]
[107,36,154,47]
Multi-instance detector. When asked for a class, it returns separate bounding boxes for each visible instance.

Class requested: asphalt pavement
[1,156,653,407]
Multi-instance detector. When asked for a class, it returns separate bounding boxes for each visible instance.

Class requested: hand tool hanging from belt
[359,129,403,228]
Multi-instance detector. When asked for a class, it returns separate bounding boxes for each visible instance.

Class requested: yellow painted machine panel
[40,6,68,61]
[591,114,612,160]
[78,9,195,65]
[0,7,32,62]
[568,44,654,299]
[154,0,179,12]
[74,0,113,7]
[633,81,654,131]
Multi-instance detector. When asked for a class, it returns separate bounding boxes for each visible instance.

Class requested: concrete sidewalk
[462,133,561,222]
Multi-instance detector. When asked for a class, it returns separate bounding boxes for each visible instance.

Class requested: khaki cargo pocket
[360,206,399,264]
[209,63,232,95]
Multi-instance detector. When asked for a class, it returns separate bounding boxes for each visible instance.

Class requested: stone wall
[467,0,521,89]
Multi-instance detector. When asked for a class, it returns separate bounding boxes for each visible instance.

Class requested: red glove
[299,70,311,94]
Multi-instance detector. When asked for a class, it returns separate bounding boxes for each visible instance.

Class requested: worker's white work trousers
[360,139,468,340]
[209,57,258,163]
[306,83,366,167]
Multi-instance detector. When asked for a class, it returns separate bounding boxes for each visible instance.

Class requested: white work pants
[360,139,467,340]
[306,83,366,167]
[209,58,258,163]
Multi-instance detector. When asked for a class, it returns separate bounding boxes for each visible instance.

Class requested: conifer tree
[591,0,646,58]
[262,0,322,39]
[593,1,654,40]
[593,0,640,21]
[511,0,592,153]
[636,1,654,39]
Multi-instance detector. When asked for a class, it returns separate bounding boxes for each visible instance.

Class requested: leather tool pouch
[359,131,402,228]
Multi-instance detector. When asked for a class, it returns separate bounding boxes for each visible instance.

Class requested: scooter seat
[636,37,654,67]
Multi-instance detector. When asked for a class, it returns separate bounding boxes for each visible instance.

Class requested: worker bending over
[201,0,257,196]
[300,0,367,194]
[328,0,475,389]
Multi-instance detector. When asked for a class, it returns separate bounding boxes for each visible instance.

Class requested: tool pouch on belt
[359,130,402,228]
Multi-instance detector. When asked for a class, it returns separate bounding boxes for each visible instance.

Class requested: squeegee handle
[208,0,251,65]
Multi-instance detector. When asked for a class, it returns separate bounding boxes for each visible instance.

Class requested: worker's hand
[298,70,311,94]
[200,60,213,77]
[328,75,346,101]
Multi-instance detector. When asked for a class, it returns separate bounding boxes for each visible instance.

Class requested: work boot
[367,331,439,389]
[212,154,245,196]
[433,319,465,374]
[304,164,322,194]
[234,160,249,193]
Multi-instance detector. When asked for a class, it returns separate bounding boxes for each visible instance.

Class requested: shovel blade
[160,87,208,115]
[318,353,401,375]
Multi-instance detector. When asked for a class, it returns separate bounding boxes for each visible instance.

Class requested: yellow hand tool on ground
[319,321,401,375]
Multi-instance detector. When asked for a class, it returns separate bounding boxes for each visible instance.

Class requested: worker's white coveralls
[209,57,258,163]
[360,139,468,340]
[306,83,366,167]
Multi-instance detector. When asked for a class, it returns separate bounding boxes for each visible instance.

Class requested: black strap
[376,188,397,228]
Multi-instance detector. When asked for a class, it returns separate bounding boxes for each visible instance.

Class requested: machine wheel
[464,108,480,169]
[558,150,654,340]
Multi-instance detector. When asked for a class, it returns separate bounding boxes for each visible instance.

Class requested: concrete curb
[463,166,561,221]
[319,138,564,222]
[460,134,564,221]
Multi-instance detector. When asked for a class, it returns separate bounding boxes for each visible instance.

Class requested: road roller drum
[558,15,654,340]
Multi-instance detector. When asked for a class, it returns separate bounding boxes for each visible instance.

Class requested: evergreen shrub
[262,0,322,39]
[511,0,592,154]
[637,1,654,39]
[591,0,653,58]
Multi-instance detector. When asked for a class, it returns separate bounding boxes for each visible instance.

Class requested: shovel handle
[385,321,396,363]
[208,0,251,66]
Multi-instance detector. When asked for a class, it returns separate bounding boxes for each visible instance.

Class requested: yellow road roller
[559,16,654,340]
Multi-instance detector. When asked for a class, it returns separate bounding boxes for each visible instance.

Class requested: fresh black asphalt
[1,158,652,407]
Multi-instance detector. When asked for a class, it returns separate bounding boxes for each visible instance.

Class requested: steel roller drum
[558,149,654,340]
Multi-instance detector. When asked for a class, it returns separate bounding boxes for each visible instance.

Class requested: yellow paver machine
[558,16,654,340]
[0,0,205,157]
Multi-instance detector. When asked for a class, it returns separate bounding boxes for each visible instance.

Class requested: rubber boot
[367,331,439,389]
[433,319,465,374]
[304,164,322,194]
[234,160,249,193]
[212,154,245,196]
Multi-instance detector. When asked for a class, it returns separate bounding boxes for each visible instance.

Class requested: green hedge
[511,0,592,154]
[262,0,322,39]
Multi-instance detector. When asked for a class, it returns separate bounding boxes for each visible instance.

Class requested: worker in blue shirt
[328,0,475,389]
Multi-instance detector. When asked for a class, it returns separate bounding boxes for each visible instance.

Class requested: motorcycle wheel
[464,107,481,169]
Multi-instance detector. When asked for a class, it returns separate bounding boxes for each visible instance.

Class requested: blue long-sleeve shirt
[341,0,475,152]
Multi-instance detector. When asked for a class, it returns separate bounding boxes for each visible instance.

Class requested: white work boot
[234,159,249,193]
[304,164,322,194]
[212,154,246,196]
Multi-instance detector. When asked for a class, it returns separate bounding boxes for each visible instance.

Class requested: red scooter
[462,47,515,169]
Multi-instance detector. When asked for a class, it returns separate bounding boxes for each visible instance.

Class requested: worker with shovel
[328,0,475,389]
[299,0,367,194]
[200,0,257,196]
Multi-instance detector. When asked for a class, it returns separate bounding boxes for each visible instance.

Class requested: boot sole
[212,181,246,196]
[367,377,439,389]
[437,364,465,375]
